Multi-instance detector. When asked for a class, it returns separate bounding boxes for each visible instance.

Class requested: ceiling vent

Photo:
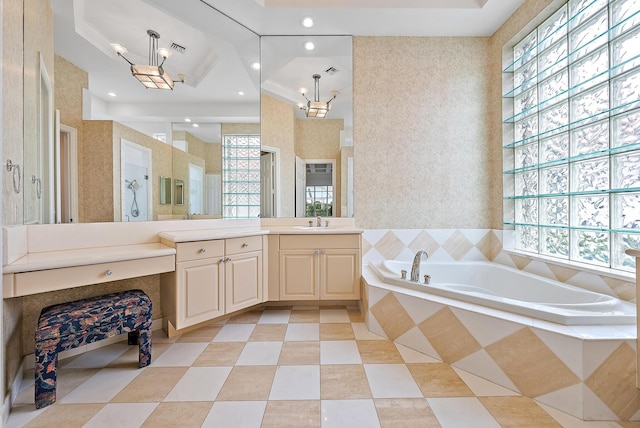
[169,41,187,54]
[325,66,338,75]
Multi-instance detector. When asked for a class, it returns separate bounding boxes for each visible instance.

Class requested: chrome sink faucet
[316,216,322,227]
[410,250,429,282]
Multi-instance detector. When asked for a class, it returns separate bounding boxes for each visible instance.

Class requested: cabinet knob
[242,242,248,247]
[105,270,113,276]
[225,257,232,262]
[199,248,206,254]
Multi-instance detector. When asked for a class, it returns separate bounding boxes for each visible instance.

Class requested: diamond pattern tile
[485,328,580,397]
[418,307,482,364]
[408,231,440,257]
[585,343,640,421]
[9,300,638,426]
[370,292,415,340]
[374,231,406,260]
[441,230,474,261]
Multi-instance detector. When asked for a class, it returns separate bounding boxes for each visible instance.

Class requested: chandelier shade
[299,74,337,118]
[114,29,182,90]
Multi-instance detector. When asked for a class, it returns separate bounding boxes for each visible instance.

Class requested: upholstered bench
[34,289,152,409]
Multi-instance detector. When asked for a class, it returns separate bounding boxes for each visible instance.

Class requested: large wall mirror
[21,0,352,224]
[261,36,353,218]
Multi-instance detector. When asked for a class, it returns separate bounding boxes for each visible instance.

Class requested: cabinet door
[279,249,318,300]
[226,251,263,313]
[177,258,224,328]
[321,249,361,300]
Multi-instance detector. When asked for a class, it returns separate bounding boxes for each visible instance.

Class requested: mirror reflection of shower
[121,139,152,222]
[125,179,142,218]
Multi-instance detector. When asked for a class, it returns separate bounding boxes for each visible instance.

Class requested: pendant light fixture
[298,74,338,118]
[112,29,183,90]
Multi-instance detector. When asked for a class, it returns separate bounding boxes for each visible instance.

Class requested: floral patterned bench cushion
[36,289,152,343]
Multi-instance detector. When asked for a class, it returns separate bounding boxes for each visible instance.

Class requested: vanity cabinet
[279,234,361,300]
[161,235,263,335]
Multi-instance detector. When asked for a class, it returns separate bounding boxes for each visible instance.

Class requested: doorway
[260,145,280,218]
[58,124,78,223]
[121,140,152,222]
[296,158,336,217]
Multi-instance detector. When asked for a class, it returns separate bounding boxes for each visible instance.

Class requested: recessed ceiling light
[192,123,199,128]
[303,41,315,51]
[238,91,245,96]
[184,118,192,122]
[108,92,116,97]
[250,62,261,70]
[301,16,314,28]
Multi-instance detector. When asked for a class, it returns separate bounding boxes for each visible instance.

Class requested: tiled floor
[6,306,634,427]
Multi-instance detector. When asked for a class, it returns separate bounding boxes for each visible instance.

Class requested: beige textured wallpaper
[2,0,24,226]
[22,0,54,225]
[171,146,206,217]
[55,55,88,222]
[261,94,296,217]
[81,121,173,222]
[353,36,493,229]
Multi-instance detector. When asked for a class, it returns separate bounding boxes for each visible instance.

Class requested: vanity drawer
[226,236,262,255]
[279,234,360,250]
[9,255,175,298]
[176,240,225,262]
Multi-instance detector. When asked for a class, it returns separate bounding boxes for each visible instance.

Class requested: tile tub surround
[363,268,639,422]
[6,305,608,427]
[362,229,636,303]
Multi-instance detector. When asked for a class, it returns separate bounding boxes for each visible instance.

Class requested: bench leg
[137,319,152,368]
[34,346,58,409]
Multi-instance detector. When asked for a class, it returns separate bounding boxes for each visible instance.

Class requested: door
[279,249,318,300]
[226,251,263,312]
[321,249,361,300]
[58,123,78,223]
[189,163,204,215]
[177,259,225,328]
[260,152,275,218]
[205,173,221,216]
[295,156,306,217]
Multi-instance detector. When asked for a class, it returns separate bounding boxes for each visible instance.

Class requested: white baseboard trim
[3,318,164,420]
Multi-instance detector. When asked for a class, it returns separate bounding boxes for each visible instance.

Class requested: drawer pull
[199,248,206,254]
[105,270,113,276]
[241,243,248,248]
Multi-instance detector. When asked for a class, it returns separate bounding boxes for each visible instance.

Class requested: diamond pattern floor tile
[7,305,610,427]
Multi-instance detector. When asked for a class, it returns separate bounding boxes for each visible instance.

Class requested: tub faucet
[410,250,429,282]
[316,216,322,227]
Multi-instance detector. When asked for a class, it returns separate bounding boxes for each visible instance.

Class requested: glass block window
[503,0,640,272]
[306,185,333,217]
[222,134,261,218]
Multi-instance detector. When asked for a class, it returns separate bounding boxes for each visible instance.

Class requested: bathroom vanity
[2,219,363,338]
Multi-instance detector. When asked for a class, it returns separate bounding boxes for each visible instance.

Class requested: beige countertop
[3,243,176,274]
[3,227,363,273]
[159,226,364,243]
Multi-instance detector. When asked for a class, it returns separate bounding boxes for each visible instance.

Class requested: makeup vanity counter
[3,243,176,298]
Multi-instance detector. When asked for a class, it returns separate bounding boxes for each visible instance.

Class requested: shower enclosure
[121,140,152,222]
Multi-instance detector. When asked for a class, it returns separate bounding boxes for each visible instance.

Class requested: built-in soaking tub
[369,260,635,325]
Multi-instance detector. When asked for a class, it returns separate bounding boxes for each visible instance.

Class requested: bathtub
[369,260,636,325]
